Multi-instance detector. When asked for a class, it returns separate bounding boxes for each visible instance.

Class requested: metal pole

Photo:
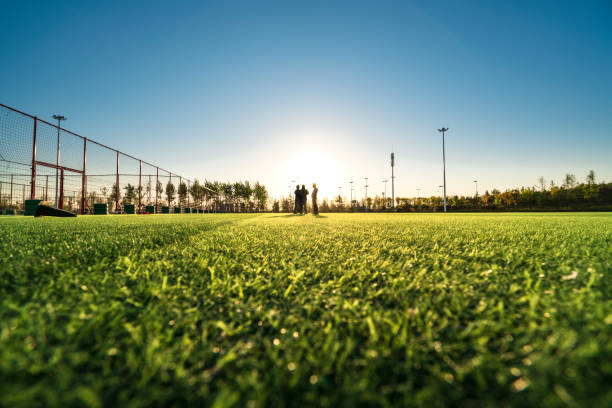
[438,127,449,212]
[474,180,478,197]
[187,180,190,209]
[115,151,119,212]
[155,167,159,213]
[59,169,64,209]
[365,177,369,211]
[45,175,48,200]
[391,152,395,210]
[383,180,388,208]
[350,181,353,208]
[10,175,13,209]
[55,124,60,207]
[30,117,37,199]
[81,138,87,214]
[138,160,142,214]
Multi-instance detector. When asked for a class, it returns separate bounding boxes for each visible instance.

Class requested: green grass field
[1,213,611,407]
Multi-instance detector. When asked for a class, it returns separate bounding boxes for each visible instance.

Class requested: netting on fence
[0,103,211,213]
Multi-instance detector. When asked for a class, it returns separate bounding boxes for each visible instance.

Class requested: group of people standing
[294,183,318,215]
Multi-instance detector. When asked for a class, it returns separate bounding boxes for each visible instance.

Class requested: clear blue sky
[2,0,611,200]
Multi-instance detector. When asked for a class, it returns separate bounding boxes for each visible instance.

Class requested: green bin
[24,199,42,216]
[93,203,108,215]
[161,206,170,214]
[124,204,135,214]
[174,206,181,214]
[145,205,155,214]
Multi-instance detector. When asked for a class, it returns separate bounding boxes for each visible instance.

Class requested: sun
[282,149,340,197]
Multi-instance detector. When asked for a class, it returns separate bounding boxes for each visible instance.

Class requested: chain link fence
[0,103,215,214]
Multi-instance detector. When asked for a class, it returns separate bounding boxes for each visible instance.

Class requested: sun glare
[282,149,340,198]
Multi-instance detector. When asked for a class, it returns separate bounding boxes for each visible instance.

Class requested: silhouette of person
[311,183,318,215]
[293,185,301,214]
[300,184,309,214]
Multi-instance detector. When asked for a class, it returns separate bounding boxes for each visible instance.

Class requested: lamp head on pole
[437,127,449,133]
[53,115,67,121]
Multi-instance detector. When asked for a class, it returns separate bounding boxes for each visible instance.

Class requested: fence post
[30,117,37,199]
[187,180,190,208]
[138,160,142,214]
[179,176,182,207]
[45,175,48,201]
[59,169,64,209]
[155,167,159,213]
[115,151,119,213]
[10,175,13,209]
[81,138,87,214]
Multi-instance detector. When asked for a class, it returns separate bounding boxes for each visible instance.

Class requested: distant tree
[253,181,268,211]
[320,199,330,213]
[586,170,596,185]
[190,179,202,207]
[221,182,233,211]
[109,182,120,211]
[563,174,577,189]
[280,197,291,212]
[166,182,175,206]
[538,176,546,192]
[178,181,188,207]
[272,200,280,212]
[154,181,163,205]
[123,183,136,205]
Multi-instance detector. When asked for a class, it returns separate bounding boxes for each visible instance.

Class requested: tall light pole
[437,127,449,212]
[52,114,67,207]
[474,180,478,197]
[364,177,369,211]
[349,181,354,208]
[416,188,421,198]
[382,179,388,208]
[391,152,395,210]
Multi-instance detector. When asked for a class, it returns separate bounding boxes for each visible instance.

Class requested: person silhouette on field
[311,183,319,215]
[293,185,301,214]
[300,184,309,214]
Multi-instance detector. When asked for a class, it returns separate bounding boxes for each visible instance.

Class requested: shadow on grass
[269,214,328,218]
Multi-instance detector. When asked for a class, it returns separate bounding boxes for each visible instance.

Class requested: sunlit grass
[1,213,611,407]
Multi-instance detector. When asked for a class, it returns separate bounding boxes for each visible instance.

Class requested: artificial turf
[0,213,611,407]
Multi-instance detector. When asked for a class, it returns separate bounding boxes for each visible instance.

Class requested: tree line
[94,180,268,212]
[272,170,612,212]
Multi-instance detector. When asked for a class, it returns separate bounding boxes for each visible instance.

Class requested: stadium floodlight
[52,114,67,208]
[437,127,449,212]
[474,180,478,197]
[349,181,354,208]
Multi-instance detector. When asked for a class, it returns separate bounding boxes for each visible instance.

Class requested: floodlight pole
[383,179,388,208]
[474,180,478,197]
[349,181,353,208]
[364,177,369,211]
[391,152,395,210]
[52,115,66,207]
[437,127,449,212]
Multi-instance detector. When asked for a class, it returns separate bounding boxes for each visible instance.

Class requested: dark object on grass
[35,204,77,218]
[24,199,42,216]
